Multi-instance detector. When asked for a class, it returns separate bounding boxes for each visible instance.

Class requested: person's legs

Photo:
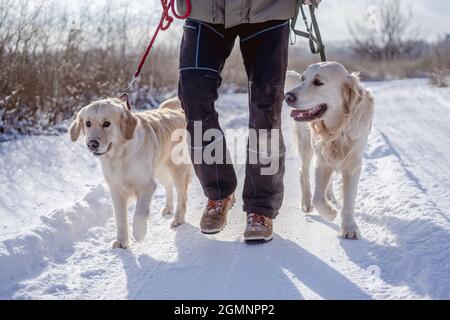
[239,20,290,220]
[178,19,238,200]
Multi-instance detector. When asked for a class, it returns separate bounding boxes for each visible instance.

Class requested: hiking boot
[244,213,274,243]
[200,194,236,234]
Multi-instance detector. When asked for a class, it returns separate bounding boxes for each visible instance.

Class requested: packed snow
[0,79,449,300]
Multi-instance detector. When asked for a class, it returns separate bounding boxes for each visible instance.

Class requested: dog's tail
[159,97,183,111]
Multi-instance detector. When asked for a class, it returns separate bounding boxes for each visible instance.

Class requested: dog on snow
[285,62,374,240]
[69,97,191,249]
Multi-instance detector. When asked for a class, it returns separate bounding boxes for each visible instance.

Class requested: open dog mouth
[93,143,112,156]
[290,104,328,122]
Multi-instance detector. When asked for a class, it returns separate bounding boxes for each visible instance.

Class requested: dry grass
[429,68,449,88]
[1,1,449,135]
[288,42,450,82]
[0,0,180,135]
[222,41,450,87]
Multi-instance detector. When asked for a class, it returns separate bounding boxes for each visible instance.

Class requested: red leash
[134,0,191,79]
[122,0,191,109]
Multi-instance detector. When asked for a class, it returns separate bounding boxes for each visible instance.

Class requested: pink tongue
[291,110,306,118]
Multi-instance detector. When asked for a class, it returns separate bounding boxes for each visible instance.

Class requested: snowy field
[0,79,449,300]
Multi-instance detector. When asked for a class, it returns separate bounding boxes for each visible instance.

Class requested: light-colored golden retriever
[69,97,191,249]
[285,62,374,240]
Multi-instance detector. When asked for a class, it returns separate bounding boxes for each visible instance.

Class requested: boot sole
[200,195,236,235]
[244,234,274,244]
[201,225,226,235]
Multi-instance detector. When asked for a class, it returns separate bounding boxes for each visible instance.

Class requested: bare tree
[349,0,423,60]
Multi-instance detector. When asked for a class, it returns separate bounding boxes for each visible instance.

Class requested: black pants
[178,19,289,219]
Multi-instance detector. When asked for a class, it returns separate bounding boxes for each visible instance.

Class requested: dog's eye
[86,121,91,128]
[313,79,324,86]
[103,121,111,128]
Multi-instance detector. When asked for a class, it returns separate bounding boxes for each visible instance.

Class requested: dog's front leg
[133,180,157,242]
[111,189,130,249]
[298,133,314,213]
[326,178,338,203]
[341,163,362,240]
[313,162,337,221]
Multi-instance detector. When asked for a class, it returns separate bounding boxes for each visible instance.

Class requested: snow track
[0,79,449,299]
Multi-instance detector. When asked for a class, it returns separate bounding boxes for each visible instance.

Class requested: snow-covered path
[0,79,449,300]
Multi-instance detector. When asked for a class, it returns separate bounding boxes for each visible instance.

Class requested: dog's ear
[121,108,138,140]
[342,72,374,140]
[117,93,131,110]
[342,72,364,116]
[285,70,302,92]
[69,108,84,142]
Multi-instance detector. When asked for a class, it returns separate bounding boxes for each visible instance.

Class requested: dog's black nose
[88,140,100,151]
[285,92,297,106]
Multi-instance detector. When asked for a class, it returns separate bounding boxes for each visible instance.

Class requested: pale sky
[54,0,450,42]
[316,0,450,42]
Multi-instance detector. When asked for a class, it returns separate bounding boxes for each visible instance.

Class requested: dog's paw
[313,199,337,221]
[302,202,313,213]
[112,239,130,250]
[342,224,361,240]
[160,207,173,216]
[133,217,148,242]
[170,218,185,229]
[320,208,337,221]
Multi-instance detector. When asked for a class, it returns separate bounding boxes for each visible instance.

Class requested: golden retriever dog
[69,97,191,249]
[285,62,374,240]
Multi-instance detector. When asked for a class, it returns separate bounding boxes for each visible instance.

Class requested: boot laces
[248,213,271,230]
[206,199,224,215]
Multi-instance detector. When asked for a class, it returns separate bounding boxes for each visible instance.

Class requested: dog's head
[285,62,364,124]
[69,97,137,157]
